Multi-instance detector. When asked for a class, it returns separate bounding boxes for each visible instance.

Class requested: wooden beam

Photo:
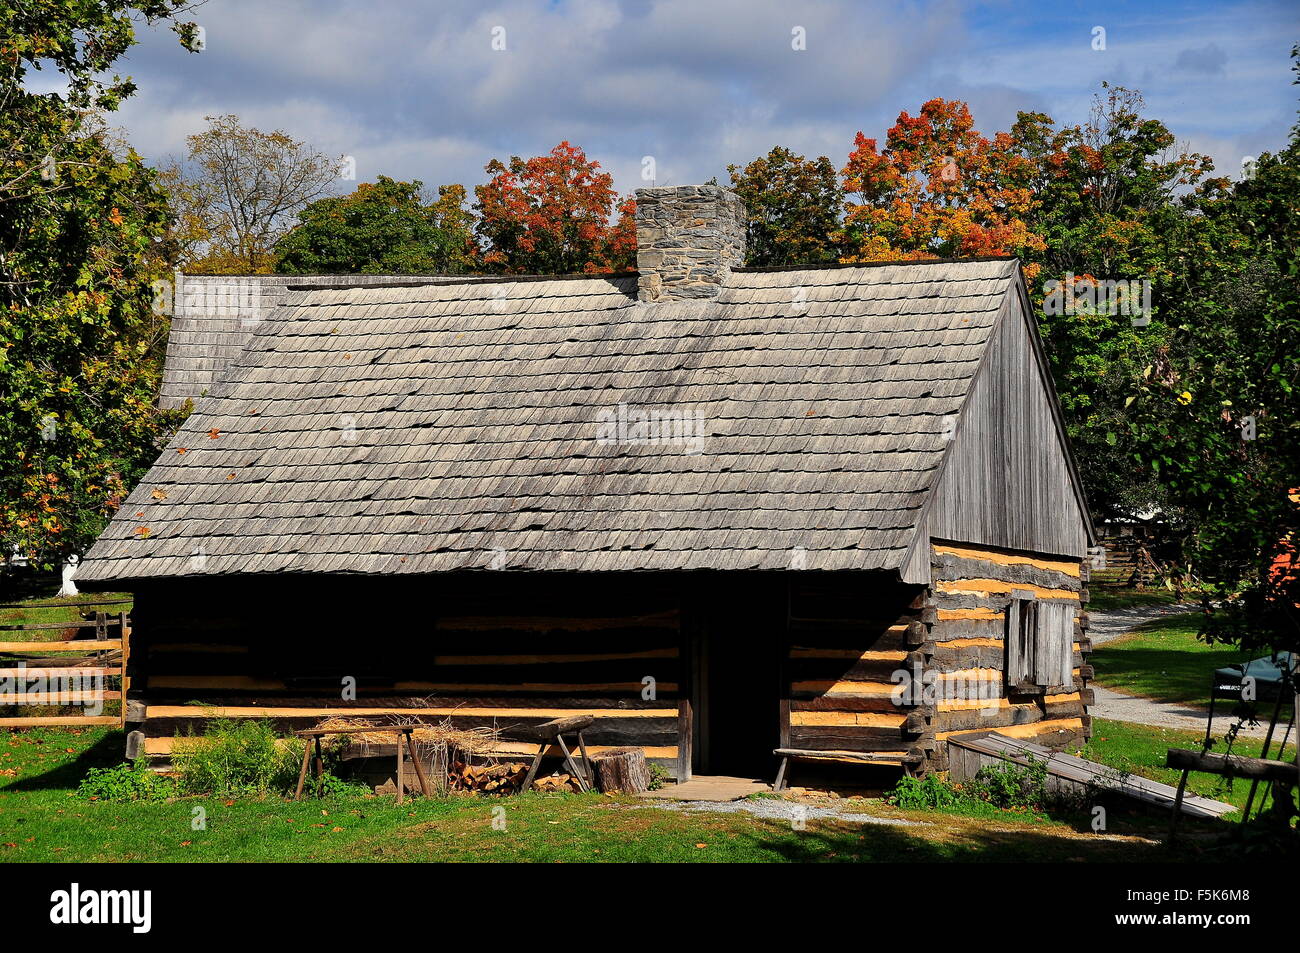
[0,639,123,653]
[931,544,1081,577]
[1166,748,1298,782]
[0,691,120,703]
[937,579,1080,601]
[0,666,117,678]
[788,711,907,728]
[0,715,122,727]
[145,704,676,719]
[142,736,680,759]
[938,717,1085,741]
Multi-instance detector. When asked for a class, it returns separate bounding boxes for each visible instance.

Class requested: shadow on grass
[4,730,125,792]
[1091,645,1239,709]
[694,815,1190,863]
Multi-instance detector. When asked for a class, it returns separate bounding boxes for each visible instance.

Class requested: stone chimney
[634,185,747,302]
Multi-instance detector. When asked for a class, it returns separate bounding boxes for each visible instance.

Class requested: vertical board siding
[927,295,1089,559]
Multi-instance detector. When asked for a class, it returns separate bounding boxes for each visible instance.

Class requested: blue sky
[87,0,1298,194]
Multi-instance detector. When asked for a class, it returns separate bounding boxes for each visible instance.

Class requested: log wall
[780,575,930,771]
[122,556,1092,785]
[125,575,687,776]
[920,540,1092,773]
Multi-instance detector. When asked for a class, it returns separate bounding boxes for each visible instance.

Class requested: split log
[1166,748,1297,782]
[591,746,650,794]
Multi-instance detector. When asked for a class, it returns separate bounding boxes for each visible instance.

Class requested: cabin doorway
[691,592,784,779]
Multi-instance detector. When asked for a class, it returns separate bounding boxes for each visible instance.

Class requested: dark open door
[690,577,784,778]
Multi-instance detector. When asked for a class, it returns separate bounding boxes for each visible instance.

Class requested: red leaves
[474,142,636,274]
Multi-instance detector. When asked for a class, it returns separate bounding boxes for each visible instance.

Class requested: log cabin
[76,185,1095,785]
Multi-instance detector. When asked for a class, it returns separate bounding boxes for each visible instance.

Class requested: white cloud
[95,0,1294,195]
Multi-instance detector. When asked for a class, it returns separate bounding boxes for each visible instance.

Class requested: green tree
[1124,52,1300,658]
[727,147,842,266]
[274,176,478,275]
[0,0,193,570]
[1011,86,1228,522]
[429,184,479,273]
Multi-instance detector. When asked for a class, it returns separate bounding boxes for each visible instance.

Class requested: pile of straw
[311,714,502,793]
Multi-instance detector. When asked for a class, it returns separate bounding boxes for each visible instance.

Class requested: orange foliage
[474,141,636,274]
[840,99,1044,276]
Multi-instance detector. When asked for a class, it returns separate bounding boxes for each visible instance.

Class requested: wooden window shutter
[1005,596,1037,690]
[1033,602,1075,688]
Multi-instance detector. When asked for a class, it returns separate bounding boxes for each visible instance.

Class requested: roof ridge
[284,272,638,292]
[733,256,1017,274]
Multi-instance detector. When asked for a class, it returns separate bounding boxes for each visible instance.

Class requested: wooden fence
[0,598,130,728]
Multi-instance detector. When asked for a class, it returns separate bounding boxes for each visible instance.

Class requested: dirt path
[1089,603,1276,739]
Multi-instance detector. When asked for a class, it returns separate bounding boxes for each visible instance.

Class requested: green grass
[1081,718,1296,818]
[0,592,131,722]
[1090,612,1265,709]
[1085,588,1182,612]
[0,591,132,640]
[0,725,1233,863]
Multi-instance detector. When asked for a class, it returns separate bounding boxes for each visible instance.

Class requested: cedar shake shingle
[79,259,1019,581]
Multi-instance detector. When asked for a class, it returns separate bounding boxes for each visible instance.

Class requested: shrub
[646,762,670,791]
[171,718,304,797]
[885,773,965,810]
[886,757,1068,815]
[305,770,371,799]
[78,761,176,801]
[965,757,1053,812]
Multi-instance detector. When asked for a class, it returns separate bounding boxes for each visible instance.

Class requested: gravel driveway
[1088,602,1278,739]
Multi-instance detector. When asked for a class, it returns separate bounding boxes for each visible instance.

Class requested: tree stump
[591,747,651,794]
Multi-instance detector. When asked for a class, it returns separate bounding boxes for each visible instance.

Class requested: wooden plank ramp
[948,732,1235,819]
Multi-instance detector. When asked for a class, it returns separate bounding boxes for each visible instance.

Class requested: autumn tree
[152,157,211,267]
[274,176,478,274]
[839,98,1044,270]
[728,147,842,266]
[0,0,195,571]
[473,141,635,274]
[430,183,480,273]
[170,114,343,273]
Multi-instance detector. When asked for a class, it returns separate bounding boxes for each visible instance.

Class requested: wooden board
[0,640,123,652]
[0,715,122,727]
[931,544,1081,577]
[950,732,1235,818]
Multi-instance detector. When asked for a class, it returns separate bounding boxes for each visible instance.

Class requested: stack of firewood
[448,760,582,794]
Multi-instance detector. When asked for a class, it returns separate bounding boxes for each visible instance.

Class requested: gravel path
[1088,602,1274,738]
[638,797,921,827]
[1088,602,1198,646]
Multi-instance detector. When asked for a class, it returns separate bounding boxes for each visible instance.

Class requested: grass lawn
[1082,718,1295,819]
[1089,611,1289,711]
[0,591,133,640]
[0,724,1254,863]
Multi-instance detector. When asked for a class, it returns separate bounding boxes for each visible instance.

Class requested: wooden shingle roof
[78,259,1019,582]
[159,273,488,408]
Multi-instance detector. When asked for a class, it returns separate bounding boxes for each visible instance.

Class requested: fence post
[119,610,130,727]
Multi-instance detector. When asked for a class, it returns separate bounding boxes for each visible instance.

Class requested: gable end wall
[924,290,1089,561]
